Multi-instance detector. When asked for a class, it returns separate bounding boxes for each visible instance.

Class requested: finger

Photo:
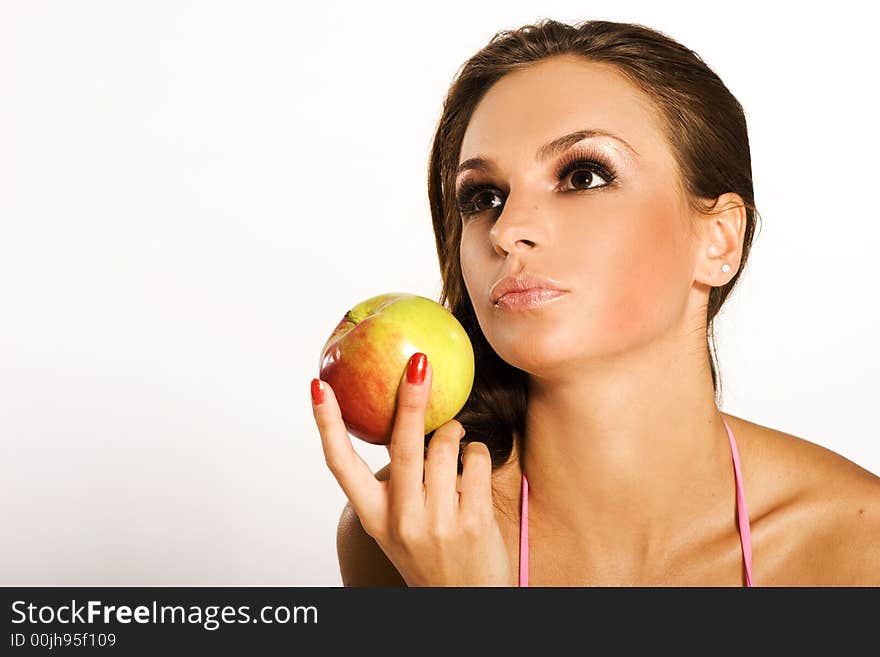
[458,441,493,519]
[424,420,465,522]
[311,378,385,522]
[388,352,432,519]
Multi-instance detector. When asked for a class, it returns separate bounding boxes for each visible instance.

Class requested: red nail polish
[311,378,324,405]
[407,353,427,385]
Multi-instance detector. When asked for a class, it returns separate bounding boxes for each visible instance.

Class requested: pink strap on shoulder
[722,416,754,587]
[519,471,529,587]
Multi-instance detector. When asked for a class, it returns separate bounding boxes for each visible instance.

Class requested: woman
[312,19,880,586]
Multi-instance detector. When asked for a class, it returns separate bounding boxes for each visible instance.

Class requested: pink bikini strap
[722,416,754,587]
[519,471,529,587]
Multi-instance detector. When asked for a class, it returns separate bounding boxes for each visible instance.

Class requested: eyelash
[455,148,618,218]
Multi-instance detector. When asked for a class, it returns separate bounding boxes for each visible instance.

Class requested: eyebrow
[455,128,639,179]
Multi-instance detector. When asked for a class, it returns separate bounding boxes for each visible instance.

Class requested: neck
[517,326,735,567]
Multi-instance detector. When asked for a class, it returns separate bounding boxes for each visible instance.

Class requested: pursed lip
[490,272,567,304]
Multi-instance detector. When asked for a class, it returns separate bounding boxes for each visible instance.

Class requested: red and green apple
[318,292,475,445]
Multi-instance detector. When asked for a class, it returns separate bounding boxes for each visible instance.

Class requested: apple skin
[318,292,475,445]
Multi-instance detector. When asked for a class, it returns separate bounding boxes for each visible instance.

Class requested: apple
[318,292,475,445]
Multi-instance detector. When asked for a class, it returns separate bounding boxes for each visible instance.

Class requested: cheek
[590,202,689,343]
[458,235,479,301]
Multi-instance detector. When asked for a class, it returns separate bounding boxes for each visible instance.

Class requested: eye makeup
[454,145,619,218]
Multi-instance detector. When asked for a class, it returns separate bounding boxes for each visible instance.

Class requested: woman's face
[457,57,699,377]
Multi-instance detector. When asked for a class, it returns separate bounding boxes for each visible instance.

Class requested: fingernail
[406,352,427,385]
[311,378,324,405]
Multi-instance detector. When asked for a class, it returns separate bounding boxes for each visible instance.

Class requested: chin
[492,334,575,376]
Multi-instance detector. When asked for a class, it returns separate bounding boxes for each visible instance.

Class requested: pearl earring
[721,263,731,273]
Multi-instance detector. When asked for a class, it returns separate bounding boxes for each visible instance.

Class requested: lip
[490,272,567,304]
[494,288,568,311]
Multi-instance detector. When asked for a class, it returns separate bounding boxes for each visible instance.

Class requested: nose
[489,198,545,257]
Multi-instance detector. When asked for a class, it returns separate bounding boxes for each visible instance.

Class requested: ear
[693,192,747,288]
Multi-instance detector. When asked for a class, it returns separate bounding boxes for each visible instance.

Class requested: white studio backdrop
[1,0,877,586]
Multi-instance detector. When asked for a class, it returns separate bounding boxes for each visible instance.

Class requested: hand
[311,352,512,586]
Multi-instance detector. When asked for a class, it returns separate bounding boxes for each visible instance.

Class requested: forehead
[459,57,662,163]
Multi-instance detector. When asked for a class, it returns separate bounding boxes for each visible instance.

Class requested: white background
[2,0,877,586]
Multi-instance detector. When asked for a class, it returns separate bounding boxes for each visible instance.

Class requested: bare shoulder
[724,413,880,585]
[789,433,880,586]
[336,463,407,587]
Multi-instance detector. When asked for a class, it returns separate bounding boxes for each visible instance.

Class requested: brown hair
[425,19,762,472]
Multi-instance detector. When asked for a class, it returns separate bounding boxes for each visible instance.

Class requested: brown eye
[455,181,502,218]
[561,167,609,191]
[470,190,503,213]
[553,150,617,194]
